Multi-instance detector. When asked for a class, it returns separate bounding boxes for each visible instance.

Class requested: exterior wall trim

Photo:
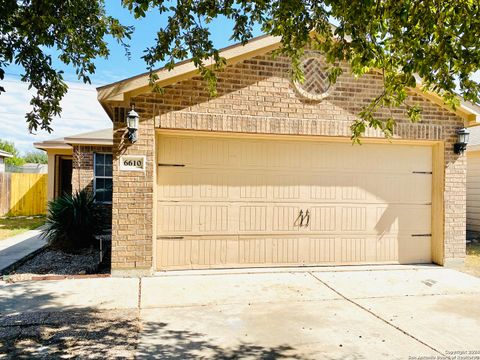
[156,111,444,141]
[155,128,442,146]
[432,142,445,264]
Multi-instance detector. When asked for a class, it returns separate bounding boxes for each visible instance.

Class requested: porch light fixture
[126,105,139,143]
[454,127,470,154]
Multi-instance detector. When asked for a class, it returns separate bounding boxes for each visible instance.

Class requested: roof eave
[63,138,113,146]
[408,83,479,125]
[33,142,72,151]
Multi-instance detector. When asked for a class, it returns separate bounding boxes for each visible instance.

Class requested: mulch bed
[0,234,111,283]
[3,247,108,282]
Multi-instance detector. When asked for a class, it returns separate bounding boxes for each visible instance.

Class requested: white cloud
[0,76,111,154]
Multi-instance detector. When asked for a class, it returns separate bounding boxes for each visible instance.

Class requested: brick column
[111,106,155,276]
[443,131,467,266]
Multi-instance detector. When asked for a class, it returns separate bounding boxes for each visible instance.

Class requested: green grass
[0,216,46,240]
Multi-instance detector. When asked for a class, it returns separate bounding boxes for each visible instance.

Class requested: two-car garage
[155,133,434,270]
[96,35,473,274]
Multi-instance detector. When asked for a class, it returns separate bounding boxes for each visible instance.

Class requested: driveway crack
[138,277,142,311]
[134,277,143,357]
[308,271,445,356]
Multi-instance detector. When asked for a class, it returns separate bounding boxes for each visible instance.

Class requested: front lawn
[0,216,45,240]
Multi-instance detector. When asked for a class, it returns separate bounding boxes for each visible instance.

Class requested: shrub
[42,190,108,251]
[23,150,47,164]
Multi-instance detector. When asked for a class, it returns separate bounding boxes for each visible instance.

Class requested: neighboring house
[0,150,13,173]
[94,36,480,274]
[34,128,112,204]
[466,126,480,233]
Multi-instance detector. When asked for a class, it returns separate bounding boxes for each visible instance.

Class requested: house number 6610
[124,160,142,167]
[119,155,146,171]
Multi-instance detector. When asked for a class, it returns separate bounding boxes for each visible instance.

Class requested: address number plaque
[119,155,146,172]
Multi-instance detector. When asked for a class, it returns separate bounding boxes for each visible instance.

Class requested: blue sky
[0,3,263,153]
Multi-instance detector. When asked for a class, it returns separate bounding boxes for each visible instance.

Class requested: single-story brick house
[42,35,480,275]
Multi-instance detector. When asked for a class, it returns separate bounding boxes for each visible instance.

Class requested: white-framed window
[93,153,113,203]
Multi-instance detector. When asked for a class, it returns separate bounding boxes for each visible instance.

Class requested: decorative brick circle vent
[293,57,332,101]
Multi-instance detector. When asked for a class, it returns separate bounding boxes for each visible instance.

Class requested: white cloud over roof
[0,76,111,153]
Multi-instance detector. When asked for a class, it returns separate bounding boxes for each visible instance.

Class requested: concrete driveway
[2,266,480,359]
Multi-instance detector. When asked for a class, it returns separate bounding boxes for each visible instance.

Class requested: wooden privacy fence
[0,173,48,216]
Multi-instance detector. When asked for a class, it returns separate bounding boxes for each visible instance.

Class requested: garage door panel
[157,237,231,269]
[376,236,399,262]
[306,237,337,263]
[157,170,431,205]
[239,141,269,167]
[156,235,427,269]
[272,175,301,200]
[156,134,433,269]
[271,205,302,231]
[198,173,230,199]
[267,142,303,168]
[196,137,230,166]
[158,171,194,199]
[198,205,229,232]
[309,176,337,200]
[373,145,431,173]
[370,174,432,204]
[340,207,367,231]
[239,206,267,232]
[309,206,336,231]
[158,136,194,165]
[239,174,268,199]
[158,135,432,171]
[157,202,430,237]
[158,205,193,233]
[398,235,431,263]
[308,144,338,169]
[374,205,431,235]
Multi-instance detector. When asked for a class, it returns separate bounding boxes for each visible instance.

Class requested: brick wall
[72,145,113,194]
[111,50,466,272]
[72,144,113,227]
[111,109,155,273]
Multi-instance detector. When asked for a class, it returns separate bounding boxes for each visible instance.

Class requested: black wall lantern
[126,105,139,143]
[454,127,470,154]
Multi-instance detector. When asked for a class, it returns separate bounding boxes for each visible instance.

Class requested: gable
[97,35,479,125]
[130,51,461,140]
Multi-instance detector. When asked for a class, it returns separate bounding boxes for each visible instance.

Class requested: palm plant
[42,190,108,251]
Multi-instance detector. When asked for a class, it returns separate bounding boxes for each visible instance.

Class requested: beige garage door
[156,134,432,270]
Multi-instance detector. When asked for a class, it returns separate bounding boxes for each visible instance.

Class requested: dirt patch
[5,248,102,283]
[0,309,139,359]
[457,241,480,278]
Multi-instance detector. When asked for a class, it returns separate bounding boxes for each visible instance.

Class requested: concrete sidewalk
[1,266,480,359]
[0,229,47,274]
